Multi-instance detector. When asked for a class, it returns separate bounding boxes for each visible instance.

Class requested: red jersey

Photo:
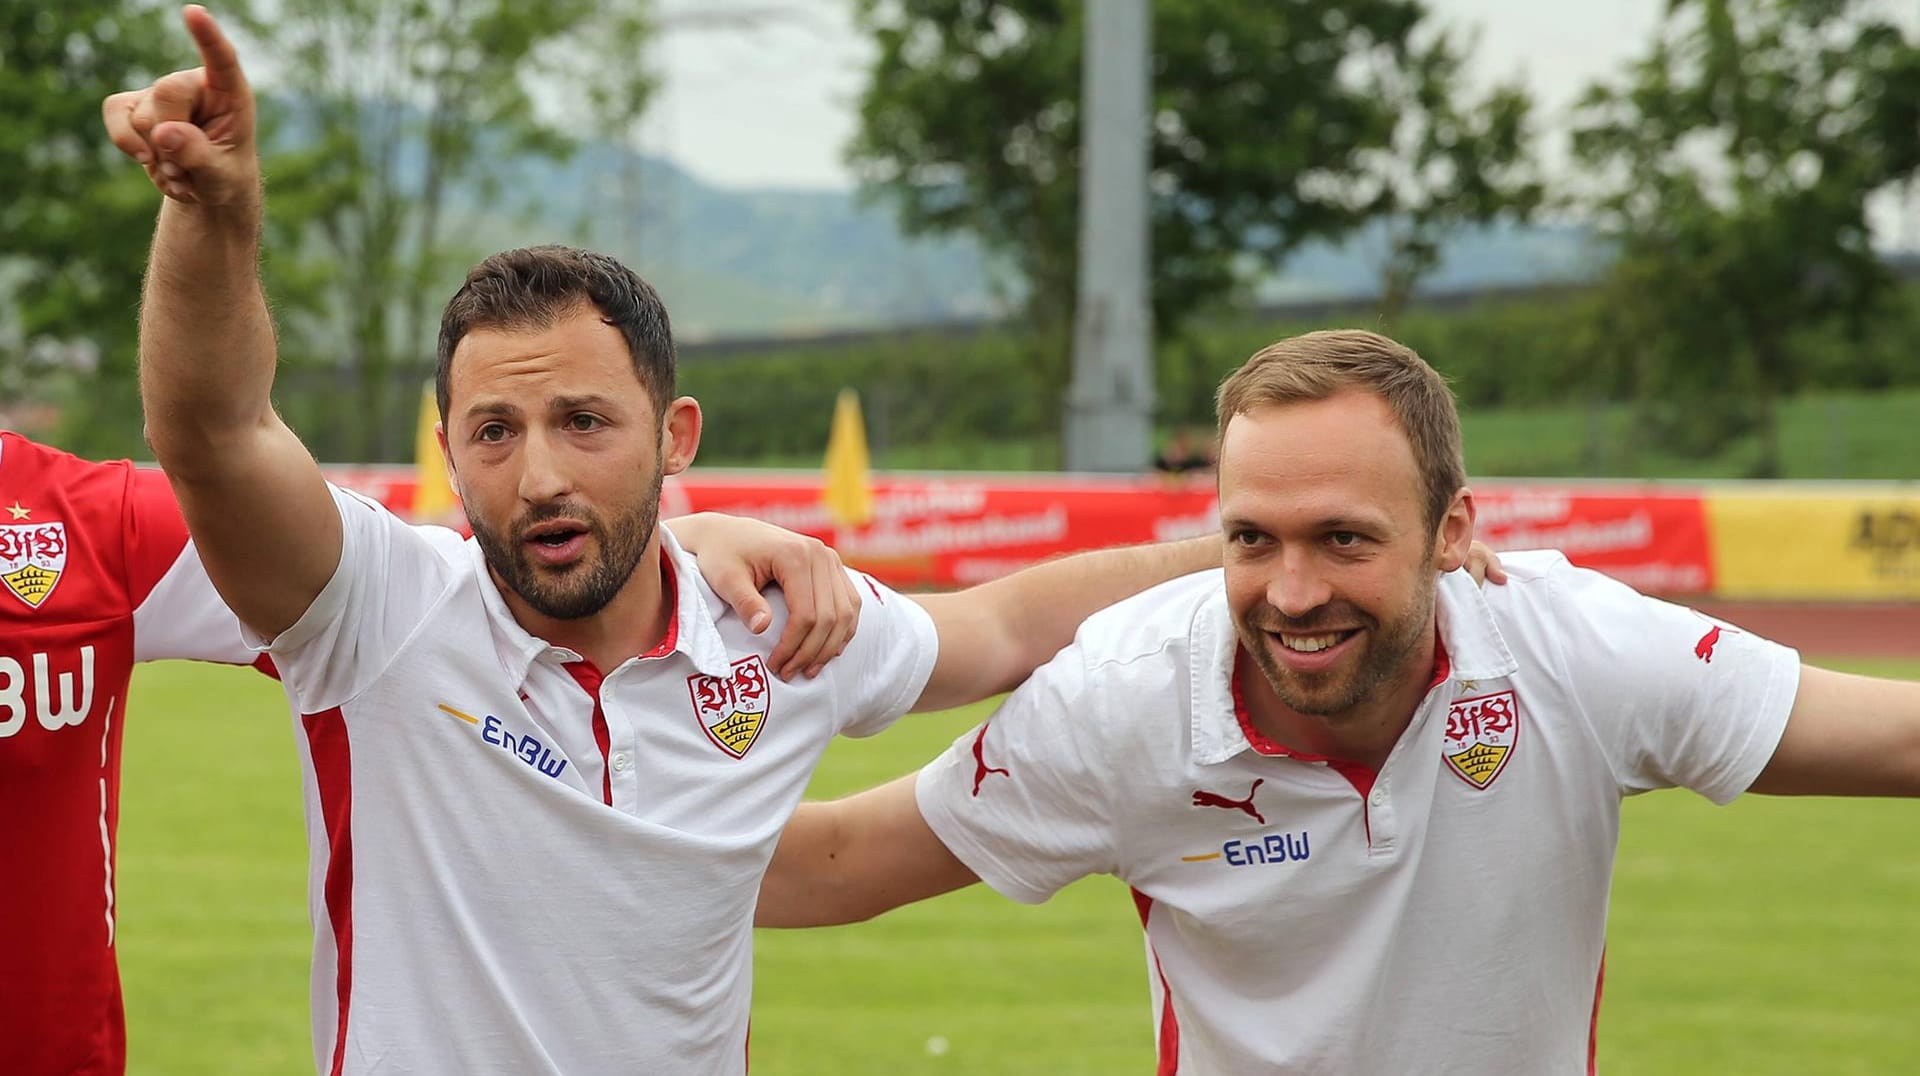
[0,432,253,1075]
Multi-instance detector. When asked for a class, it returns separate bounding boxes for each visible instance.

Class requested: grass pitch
[117,657,1920,1074]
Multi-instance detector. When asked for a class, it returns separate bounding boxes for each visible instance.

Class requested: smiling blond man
[760,329,1920,1074]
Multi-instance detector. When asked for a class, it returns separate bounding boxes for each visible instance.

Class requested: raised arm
[909,535,1216,712]
[757,775,979,927]
[1748,665,1920,796]
[105,6,338,638]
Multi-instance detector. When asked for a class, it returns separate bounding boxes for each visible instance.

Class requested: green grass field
[118,657,1920,1074]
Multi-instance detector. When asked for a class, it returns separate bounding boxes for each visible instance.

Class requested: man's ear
[435,422,462,500]
[1433,488,1476,572]
[661,396,702,476]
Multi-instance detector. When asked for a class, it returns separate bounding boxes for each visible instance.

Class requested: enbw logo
[1184,830,1311,867]
[481,715,569,779]
[436,703,568,781]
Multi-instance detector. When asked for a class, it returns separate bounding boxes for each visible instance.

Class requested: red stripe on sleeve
[1132,889,1180,1075]
[1588,948,1607,1075]
[302,708,356,1076]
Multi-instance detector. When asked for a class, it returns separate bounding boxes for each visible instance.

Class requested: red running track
[1693,602,1920,660]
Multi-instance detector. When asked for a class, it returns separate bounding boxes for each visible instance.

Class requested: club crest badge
[688,656,772,759]
[1443,689,1519,790]
[0,521,67,609]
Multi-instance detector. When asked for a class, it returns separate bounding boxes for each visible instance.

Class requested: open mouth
[1264,627,1363,671]
[1275,629,1359,654]
[522,521,590,564]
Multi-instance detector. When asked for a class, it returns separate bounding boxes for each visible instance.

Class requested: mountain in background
[274,98,1605,340]
[473,147,1010,341]
[479,146,1606,338]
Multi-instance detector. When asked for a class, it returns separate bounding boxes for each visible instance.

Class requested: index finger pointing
[182,5,248,94]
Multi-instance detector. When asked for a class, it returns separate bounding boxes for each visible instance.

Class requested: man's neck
[1237,629,1442,772]
[497,541,674,674]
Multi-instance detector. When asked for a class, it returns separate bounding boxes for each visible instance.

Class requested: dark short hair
[436,245,676,424]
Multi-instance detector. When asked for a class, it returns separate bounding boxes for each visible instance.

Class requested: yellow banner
[1705,488,1920,600]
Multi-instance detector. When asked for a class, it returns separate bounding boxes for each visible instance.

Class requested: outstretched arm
[1749,665,1920,796]
[909,535,1216,712]
[757,775,979,927]
[105,6,337,639]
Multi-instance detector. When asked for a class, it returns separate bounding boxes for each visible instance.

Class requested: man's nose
[1267,547,1333,620]
[518,428,573,504]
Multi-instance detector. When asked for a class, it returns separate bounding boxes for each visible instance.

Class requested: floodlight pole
[1063,0,1154,473]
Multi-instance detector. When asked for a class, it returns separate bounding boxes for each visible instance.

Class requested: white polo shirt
[917,552,1799,1075]
[260,486,938,1075]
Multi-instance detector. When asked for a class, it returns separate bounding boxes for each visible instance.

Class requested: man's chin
[1265,665,1366,719]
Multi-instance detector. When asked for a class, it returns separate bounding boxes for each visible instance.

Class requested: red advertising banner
[321,467,1715,595]
[1472,486,1714,596]
[657,471,1223,589]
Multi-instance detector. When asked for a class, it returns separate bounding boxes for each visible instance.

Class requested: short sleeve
[915,645,1119,904]
[829,570,940,739]
[251,484,461,713]
[123,466,254,665]
[1543,558,1800,804]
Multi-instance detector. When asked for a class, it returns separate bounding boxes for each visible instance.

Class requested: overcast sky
[642,0,1671,191]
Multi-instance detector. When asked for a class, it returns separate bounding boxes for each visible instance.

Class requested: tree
[1365,30,1542,323]
[847,0,1539,444]
[236,0,656,460]
[0,0,190,455]
[1572,0,1920,477]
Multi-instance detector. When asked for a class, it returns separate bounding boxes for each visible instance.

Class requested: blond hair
[1215,329,1465,531]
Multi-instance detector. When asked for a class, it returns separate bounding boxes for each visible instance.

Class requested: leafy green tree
[1366,30,1542,323]
[236,0,656,460]
[847,0,1540,444]
[1,0,190,455]
[1573,0,1920,476]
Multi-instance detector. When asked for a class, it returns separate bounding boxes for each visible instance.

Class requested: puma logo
[1695,624,1738,663]
[970,723,1009,796]
[1192,779,1265,824]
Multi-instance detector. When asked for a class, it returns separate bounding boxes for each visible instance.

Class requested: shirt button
[612,752,631,773]
[1369,790,1386,806]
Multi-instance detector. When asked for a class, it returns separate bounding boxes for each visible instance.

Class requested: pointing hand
[101,5,257,208]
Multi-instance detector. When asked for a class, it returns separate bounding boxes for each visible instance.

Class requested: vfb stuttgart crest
[0,521,67,609]
[1443,690,1519,790]
[688,656,771,759]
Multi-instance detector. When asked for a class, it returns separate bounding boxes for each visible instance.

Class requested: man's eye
[567,414,600,432]
[1230,530,1266,547]
[476,424,508,443]
[1329,531,1362,548]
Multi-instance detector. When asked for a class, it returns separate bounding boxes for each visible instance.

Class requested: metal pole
[1063,0,1154,473]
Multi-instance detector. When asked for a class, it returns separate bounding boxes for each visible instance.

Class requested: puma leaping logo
[1694,623,1742,663]
[970,723,1010,796]
[1192,779,1265,824]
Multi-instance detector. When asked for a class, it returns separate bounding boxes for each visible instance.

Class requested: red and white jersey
[259,486,938,1075]
[0,432,253,1076]
[917,552,1800,1075]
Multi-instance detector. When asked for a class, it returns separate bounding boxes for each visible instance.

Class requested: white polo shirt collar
[1188,567,1521,765]
[466,525,735,687]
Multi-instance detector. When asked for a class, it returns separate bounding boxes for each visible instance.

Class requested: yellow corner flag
[413,382,460,523]
[821,388,874,527]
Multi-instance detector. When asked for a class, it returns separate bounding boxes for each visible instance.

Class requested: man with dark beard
[758,329,1920,1074]
[104,10,1227,1073]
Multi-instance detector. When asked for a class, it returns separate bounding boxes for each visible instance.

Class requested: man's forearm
[915,534,1218,708]
[139,195,278,476]
[987,534,1217,657]
[758,776,979,927]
